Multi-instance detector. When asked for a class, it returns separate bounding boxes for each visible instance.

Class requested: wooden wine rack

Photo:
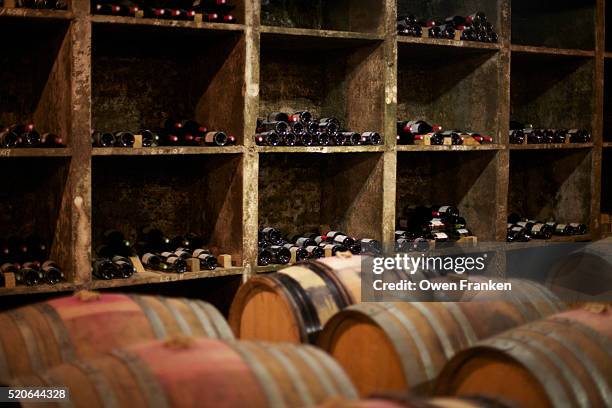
[0,0,608,299]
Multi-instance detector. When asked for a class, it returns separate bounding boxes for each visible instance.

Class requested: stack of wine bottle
[0,236,63,287]
[93,228,219,280]
[397,11,498,43]
[396,205,473,251]
[13,0,67,10]
[92,119,235,147]
[258,226,382,266]
[92,0,236,23]
[509,121,592,144]
[255,111,382,147]
[397,120,493,145]
[0,124,65,148]
[506,214,588,242]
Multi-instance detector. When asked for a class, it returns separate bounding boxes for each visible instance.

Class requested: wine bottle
[92,131,115,147]
[257,120,289,134]
[1,263,19,275]
[298,132,315,146]
[255,131,281,146]
[160,252,187,273]
[110,256,135,278]
[395,237,411,252]
[529,223,553,239]
[339,132,362,146]
[359,238,382,255]
[258,247,273,266]
[567,129,591,143]
[293,236,316,247]
[569,223,587,235]
[348,242,362,254]
[139,130,159,147]
[438,24,456,39]
[304,245,324,259]
[290,122,306,136]
[317,132,332,146]
[449,228,472,241]
[509,129,525,144]
[17,264,41,286]
[93,258,117,280]
[428,231,449,242]
[468,133,493,144]
[405,120,433,135]
[507,225,530,242]
[318,121,339,136]
[141,252,170,272]
[20,125,41,147]
[516,220,535,231]
[259,227,282,245]
[440,131,463,145]
[319,243,348,256]
[552,129,567,144]
[423,218,447,233]
[461,26,479,41]
[431,205,459,221]
[429,132,444,145]
[524,128,544,144]
[326,231,355,247]
[289,111,313,124]
[466,12,487,27]
[361,132,382,145]
[193,249,217,270]
[0,127,21,148]
[202,131,228,146]
[554,223,573,236]
[41,260,64,284]
[282,243,309,261]
[114,131,135,147]
[281,132,297,146]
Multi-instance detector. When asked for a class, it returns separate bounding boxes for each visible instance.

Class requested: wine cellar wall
[0,0,609,297]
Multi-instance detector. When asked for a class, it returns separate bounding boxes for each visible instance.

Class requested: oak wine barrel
[10,337,358,408]
[229,255,431,343]
[318,280,564,396]
[436,305,612,408]
[0,291,234,380]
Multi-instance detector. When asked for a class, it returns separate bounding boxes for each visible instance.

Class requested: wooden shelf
[509,143,594,150]
[89,267,244,289]
[92,146,244,156]
[0,7,73,20]
[510,44,595,58]
[256,145,385,154]
[0,148,72,157]
[0,1,607,302]
[0,282,75,297]
[261,25,383,42]
[398,36,501,51]
[90,14,245,32]
[507,234,592,250]
[397,144,504,152]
